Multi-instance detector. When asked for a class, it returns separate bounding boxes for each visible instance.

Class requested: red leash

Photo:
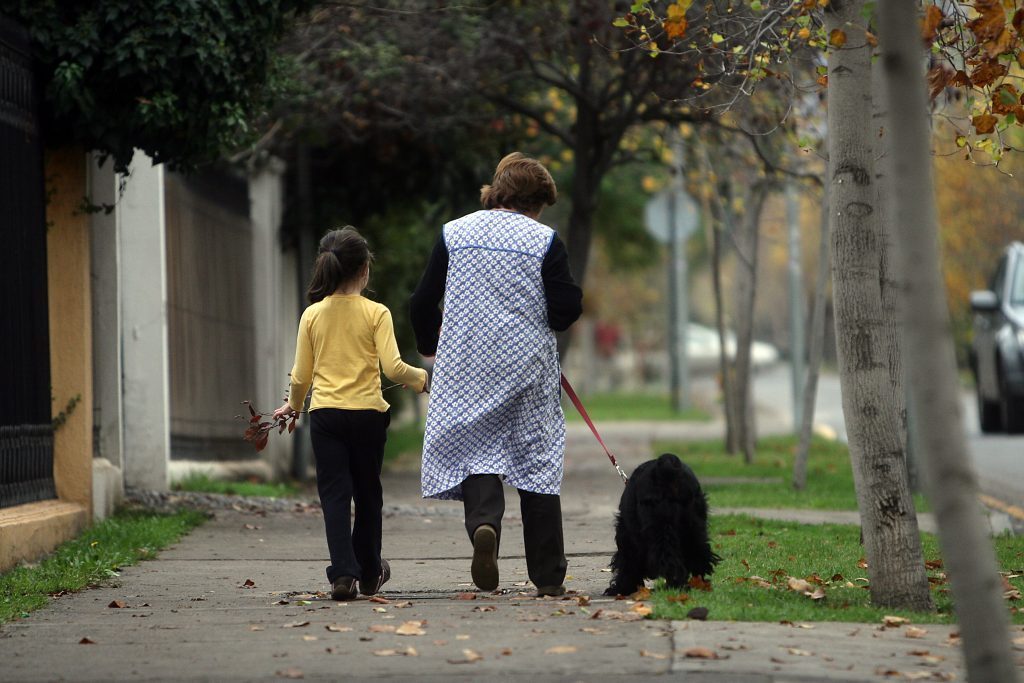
[560,373,628,485]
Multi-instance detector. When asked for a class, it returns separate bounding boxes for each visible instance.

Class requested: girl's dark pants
[461,474,567,588]
[309,408,390,585]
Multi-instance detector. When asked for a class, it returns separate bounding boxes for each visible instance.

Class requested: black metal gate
[0,15,55,508]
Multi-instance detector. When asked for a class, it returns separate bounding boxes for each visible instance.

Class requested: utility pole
[787,183,805,432]
[668,132,690,412]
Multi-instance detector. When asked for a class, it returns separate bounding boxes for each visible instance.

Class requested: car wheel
[999,372,1024,434]
[978,389,1002,433]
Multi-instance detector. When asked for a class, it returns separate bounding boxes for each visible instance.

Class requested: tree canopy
[2,0,312,171]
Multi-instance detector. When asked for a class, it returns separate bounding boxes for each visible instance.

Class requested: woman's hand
[273,403,297,421]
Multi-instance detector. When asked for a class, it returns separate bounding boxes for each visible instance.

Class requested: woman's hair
[307,226,374,303]
[480,152,557,215]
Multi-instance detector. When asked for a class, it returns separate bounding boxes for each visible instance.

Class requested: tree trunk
[793,182,830,490]
[732,183,768,463]
[878,2,1019,679]
[825,0,932,610]
[698,164,738,453]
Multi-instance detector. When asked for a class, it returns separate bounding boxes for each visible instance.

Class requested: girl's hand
[273,403,297,421]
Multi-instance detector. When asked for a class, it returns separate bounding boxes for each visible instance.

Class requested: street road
[745,363,1024,519]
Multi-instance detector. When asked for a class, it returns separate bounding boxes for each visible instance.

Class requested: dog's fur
[605,453,721,596]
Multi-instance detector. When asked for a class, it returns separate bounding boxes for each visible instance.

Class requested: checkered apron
[420,210,566,500]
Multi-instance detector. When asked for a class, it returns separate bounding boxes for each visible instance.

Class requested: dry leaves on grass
[786,577,825,600]
[447,649,483,664]
[883,615,911,627]
[545,645,577,655]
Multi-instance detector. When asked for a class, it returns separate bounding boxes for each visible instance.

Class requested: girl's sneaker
[331,576,358,600]
[360,559,391,596]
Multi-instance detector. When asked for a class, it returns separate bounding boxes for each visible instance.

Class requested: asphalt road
[735,363,1024,527]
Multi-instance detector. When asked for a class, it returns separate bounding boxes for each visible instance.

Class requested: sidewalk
[5,414,1022,682]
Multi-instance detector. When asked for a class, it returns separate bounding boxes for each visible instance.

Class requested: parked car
[969,241,1024,433]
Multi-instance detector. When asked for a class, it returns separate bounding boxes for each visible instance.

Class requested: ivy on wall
[2,0,312,171]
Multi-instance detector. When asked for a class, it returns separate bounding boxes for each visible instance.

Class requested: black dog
[605,453,721,596]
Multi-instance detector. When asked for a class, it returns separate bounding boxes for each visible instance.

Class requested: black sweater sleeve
[542,234,583,331]
[409,235,448,356]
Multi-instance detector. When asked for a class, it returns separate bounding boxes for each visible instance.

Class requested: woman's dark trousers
[309,408,390,585]
[461,473,567,588]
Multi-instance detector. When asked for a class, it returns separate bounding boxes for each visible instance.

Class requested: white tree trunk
[732,183,768,463]
[793,182,830,490]
[825,0,932,610]
[878,2,1019,680]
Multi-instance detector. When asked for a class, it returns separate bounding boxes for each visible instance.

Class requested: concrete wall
[45,148,94,513]
[120,152,171,491]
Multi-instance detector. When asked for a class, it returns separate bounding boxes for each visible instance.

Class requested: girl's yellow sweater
[288,294,427,413]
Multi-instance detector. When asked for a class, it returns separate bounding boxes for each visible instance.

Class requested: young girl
[274,227,428,600]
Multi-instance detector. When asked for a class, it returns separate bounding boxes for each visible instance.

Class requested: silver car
[969,241,1024,433]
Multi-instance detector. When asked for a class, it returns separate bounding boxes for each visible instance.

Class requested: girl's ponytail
[306,226,373,303]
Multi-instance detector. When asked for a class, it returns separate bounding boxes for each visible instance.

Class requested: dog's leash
[560,373,628,485]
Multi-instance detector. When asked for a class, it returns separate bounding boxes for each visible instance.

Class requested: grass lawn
[384,422,426,463]
[174,473,301,498]
[651,514,1024,624]
[562,392,711,422]
[0,509,206,624]
[656,434,929,512]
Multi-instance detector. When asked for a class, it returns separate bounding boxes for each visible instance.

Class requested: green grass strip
[384,423,426,463]
[173,473,301,498]
[0,509,206,624]
[563,392,711,422]
[650,514,1024,624]
[657,434,929,511]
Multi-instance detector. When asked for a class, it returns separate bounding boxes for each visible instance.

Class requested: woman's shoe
[471,524,499,591]
[360,559,391,596]
[331,576,358,601]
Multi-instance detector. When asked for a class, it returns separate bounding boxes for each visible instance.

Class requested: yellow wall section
[45,148,93,514]
[0,501,88,572]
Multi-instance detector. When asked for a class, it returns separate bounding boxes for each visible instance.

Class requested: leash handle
[560,373,628,485]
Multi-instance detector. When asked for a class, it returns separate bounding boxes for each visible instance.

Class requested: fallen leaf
[883,615,910,627]
[577,595,591,607]
[249,625,265,631]
[369,625,396,633]
[273,600,290,606]
[447,649,483,664]
[684,647,718,659]
[455,634,471,640]
[283,621,311,629]
[473,605,497,613]
[295,600,312,606]
[373,647,418,657]
[372,608,387,613]
[395,621,426,636]
[808,587,826,601]
[500,648,512,655]
[787,648,813,656]
[241,579,256,589]
[686,607,709,621]
[302,635,318,642]
[640,649,667,659]
[275,668,304,679]
[456,593,477,600]
[857,558,868,569]
[369,596,390,604]
[580,627,606,635]
[325,624,352,632]
[392,601,413,608]
[545,645,577,654]
[788,577,813,593]
[108,600,127,609]
[630,603,652,617]
[688,575,712,591]
[632,587,651,601]
[79,637,96,645]
[905,626,928,639]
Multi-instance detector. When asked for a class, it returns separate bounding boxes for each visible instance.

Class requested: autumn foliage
[238,401,297,452]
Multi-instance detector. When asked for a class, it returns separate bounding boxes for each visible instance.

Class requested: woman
[409,152,582,596]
